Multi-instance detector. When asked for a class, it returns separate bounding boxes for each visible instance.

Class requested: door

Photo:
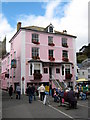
[49,67,52,79]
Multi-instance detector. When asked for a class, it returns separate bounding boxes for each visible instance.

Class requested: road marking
[38,100,73,119]
[77,103,90,108]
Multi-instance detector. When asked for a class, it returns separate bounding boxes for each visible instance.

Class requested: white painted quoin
[1,23,77,94]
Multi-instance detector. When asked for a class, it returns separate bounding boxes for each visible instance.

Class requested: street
[2,90,90,119]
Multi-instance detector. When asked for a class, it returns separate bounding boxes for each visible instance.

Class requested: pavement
[1,90,90,119]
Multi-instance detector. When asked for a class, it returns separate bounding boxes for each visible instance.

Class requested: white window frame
[48,36,53,44]
[49,50,53,57]
[32,47,39,58]
[62,50,68,58]
[32,33,39,43]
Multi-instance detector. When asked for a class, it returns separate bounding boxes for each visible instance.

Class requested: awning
[76,78,88,82]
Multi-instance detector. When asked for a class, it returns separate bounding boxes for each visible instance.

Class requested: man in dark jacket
[27,85,33,103]
[67,88,77,109]
[9,85,13,99]
[32,84,36,101]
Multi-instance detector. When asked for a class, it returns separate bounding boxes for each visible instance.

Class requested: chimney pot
[63,30,67,33]
[17,22,21,31]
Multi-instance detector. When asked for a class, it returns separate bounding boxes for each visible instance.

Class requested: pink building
[1,22,77,94]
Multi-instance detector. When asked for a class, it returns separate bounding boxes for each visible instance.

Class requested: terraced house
[1,22,77,94]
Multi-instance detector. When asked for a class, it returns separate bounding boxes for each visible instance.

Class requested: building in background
[0,37,7,88]
[1,22,77,94]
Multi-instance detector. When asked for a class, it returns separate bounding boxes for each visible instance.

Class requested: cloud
[59,0,88,51]
[0,14,16,52]
[1,0,89,52]
[45,0,62,19]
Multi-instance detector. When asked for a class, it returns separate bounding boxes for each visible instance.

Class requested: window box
[49,56,55,61]
[33,73,42,80]
[32,56,40,60]
[65,74,72,79]
[48,43,55,46]
[62,44,68,48]
[62,57,69,62]
[33,40,40,45]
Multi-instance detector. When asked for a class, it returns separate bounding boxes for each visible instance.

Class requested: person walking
[27,84,33,103]
[58,87,64,106]
[16,84,21,100]
[32,84,36,101]
[37,85,40,99]
[9,85,13,99]
[67,88,77,109]
[39,84,45,101]
[74,86,78,99]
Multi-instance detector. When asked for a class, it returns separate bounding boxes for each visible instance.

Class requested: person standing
[58,87,64,106]
[37,85,40,99]
[74,86,78,99]
[39,84,45,101]
[16,84,21,100]
[9,85,13,99]
[67,88,77,109]
[32,84,36,101]
[27,84,33,103]
[49,81,52,96]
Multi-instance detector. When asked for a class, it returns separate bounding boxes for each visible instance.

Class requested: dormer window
[49,26,53,33]
[45,23,54,33]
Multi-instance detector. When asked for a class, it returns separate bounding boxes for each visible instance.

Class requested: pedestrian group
[8,83,88,110]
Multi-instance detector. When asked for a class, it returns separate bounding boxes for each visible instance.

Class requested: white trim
[72,38,77,87]
[32,63,34,74]
[25,42,74,50]
[40,63,43,74]
[70,64,72,74]
[25,58,63,63]
[21,31,25,94]
[29,63,30,76]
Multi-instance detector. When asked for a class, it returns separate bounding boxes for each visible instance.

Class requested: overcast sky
[0,0,89,52]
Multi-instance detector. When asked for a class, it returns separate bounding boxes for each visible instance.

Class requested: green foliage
[76,44,90,63]
[77,54,87,63]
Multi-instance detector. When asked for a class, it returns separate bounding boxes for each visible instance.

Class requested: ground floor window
[56,68,60,73]
[62,65,64,75]
[44,68,48,74]
[30,64,32,75]
[65,65,70,75]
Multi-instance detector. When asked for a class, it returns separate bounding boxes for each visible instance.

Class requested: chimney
[17,22,21,31]
[63,30,67,34]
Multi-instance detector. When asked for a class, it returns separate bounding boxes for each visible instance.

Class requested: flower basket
[48,43,55,46]
[62,57,69,62]
[62,44,68,48]
[65,74,72,79]
[49,56,55,61]
[33,73,42,80]
[33,40,40,45]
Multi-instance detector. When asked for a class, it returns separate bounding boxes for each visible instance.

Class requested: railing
[56,74,67,89]
[50,74,67,89]
[50,75,61,89]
